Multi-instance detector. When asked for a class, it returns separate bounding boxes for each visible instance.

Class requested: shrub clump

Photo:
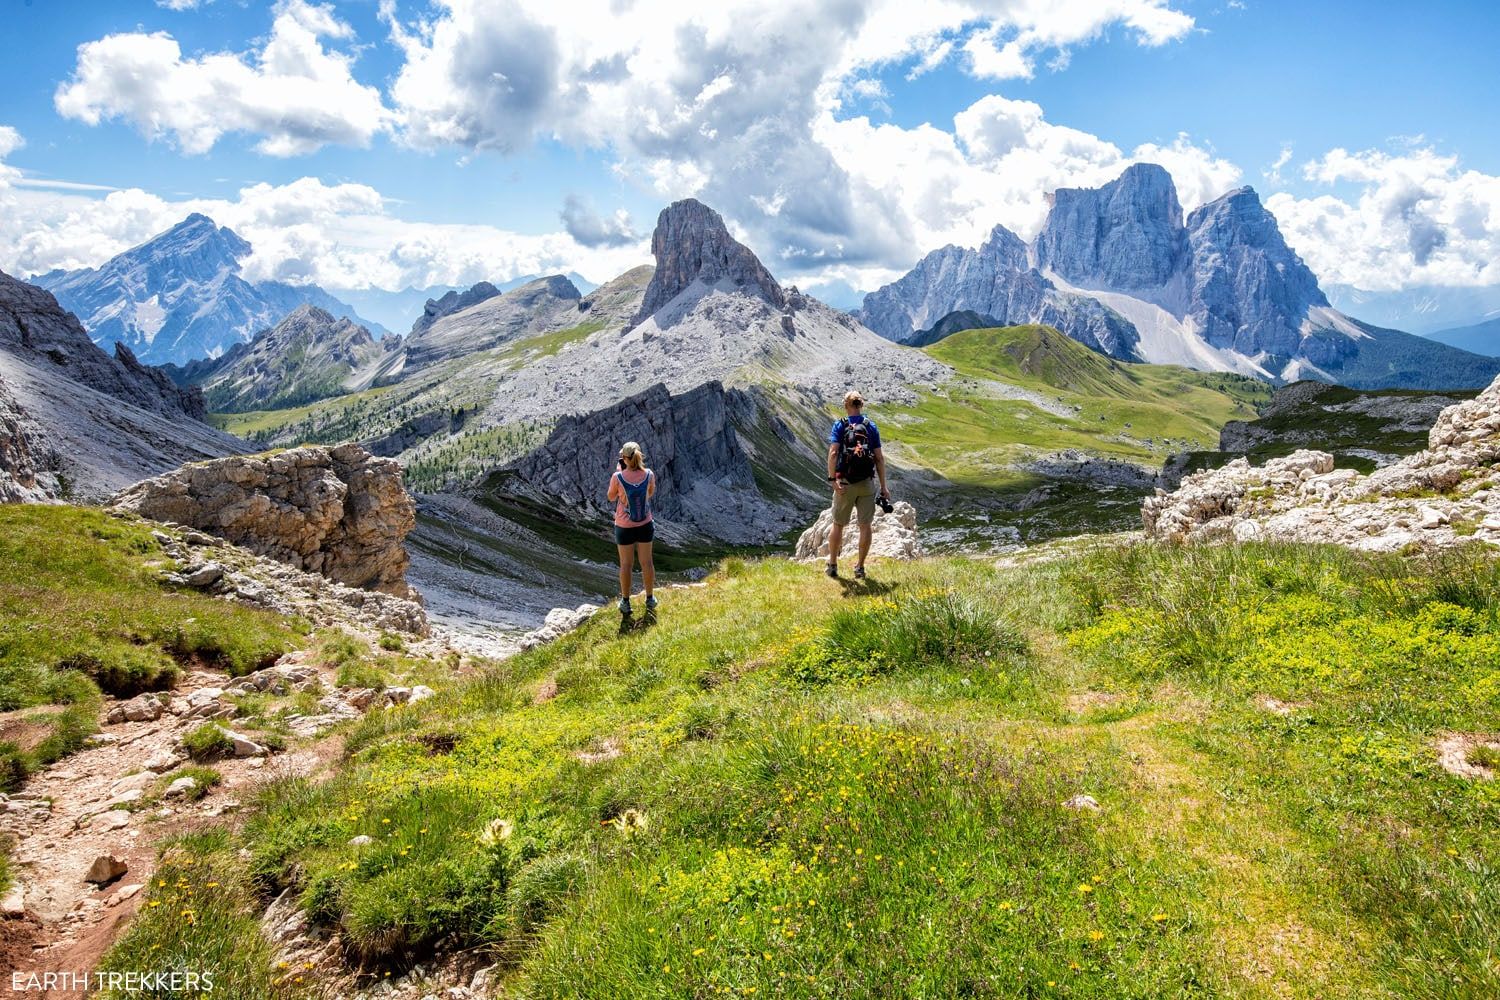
[783,590,1025,685]
[182,723,235,762]
[507,853,590,932]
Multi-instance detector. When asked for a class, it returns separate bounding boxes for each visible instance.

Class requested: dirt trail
[2,662,350,999]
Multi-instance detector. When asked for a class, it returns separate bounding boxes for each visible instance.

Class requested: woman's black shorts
[614,522,655,546]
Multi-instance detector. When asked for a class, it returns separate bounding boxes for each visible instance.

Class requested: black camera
[876,494,894,515]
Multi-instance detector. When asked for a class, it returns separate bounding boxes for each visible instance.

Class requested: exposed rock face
[1036,163,1188,293]
[191,305,399,412]
[0,270,241,501]
[0,269,206,420]
[411,281,501,335]
[856,225,1139,358]
[0,379,45,502]
[404,275,584,369]
[110,444,418,597]
[1143,373,1500,550]
[794,500,923,562]
[35,213,383,365]
[632,199,786,325]
[860,164,1500,389]
[503,381,802,543]
[1185,187,1329,358]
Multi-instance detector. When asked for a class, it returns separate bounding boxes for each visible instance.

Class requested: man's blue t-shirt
[830,413,881,449]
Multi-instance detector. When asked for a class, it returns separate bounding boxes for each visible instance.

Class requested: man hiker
[825,390,891,579]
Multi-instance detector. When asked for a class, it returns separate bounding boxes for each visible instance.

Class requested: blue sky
[1,0,1497,309]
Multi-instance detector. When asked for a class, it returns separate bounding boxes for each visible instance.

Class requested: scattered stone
[105,884,144,907]
[519,604,601,651]
[794,500,923,563]
[106,693,167,724]
[110,771,158,794]
[183,561,225,588]
[348,835,373,847]
[90,809,131,833]
[225,730,268,758]
[408,685,436,704]
[1,883,24,916]
[162,777,199,799]
[1063,794,1102,812]
[85,855,129,886]
[104,788,143,810]
[142,748,185,772]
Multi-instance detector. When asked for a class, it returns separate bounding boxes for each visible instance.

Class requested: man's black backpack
[836,418,876,484]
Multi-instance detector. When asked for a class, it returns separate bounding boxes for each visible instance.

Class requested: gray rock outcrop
[110,444,418,597]
[404,275,584,369]
[411,281,501,335]
[794,500,923,562]
[503,381,802,543]
[632,199,785,326]
[1143,373,1500,550]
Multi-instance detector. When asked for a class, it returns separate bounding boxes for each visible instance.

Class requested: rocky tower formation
[0,268,206,420]
[1142,372,1500,550]
[1185,187,1329,358]
[1035,163,1189,293]
[110,444,418,597]
[631,199,786,326]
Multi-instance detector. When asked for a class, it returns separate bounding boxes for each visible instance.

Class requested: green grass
[892,325,1269,489]
[0,506,294,785]
[210,382,402,438]
[97,543,1499,997]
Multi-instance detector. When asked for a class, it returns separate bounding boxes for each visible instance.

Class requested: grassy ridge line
[888,325,1269,489]
[102,544,1500,997]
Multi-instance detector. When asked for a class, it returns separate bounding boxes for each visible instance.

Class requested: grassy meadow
[100,541,1500,999]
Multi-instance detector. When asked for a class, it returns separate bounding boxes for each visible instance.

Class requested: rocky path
[0,653,421,998]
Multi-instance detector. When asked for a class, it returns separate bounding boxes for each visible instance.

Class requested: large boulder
[794,500,922,562]
[110,444,417,597]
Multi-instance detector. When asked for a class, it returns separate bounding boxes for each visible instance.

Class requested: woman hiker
[608,441,657,616]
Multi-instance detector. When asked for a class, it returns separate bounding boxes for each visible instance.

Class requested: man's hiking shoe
[618,597,632,616]
[854,565,867,580]
[645,594,658,611]
[825,563,838,578]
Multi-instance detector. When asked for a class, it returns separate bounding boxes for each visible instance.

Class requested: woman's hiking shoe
[825,563,838,578]
[618,597,632,616]
[854,565,867,580]
[645,594,658,611]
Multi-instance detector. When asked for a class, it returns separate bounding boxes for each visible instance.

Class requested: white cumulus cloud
[54,0,391,156]
[1266,145,1500,292]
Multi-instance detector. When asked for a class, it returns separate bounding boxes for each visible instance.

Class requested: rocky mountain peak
[1185,185,1329,357]
[1035,162,1187,292]
[411,281,502,335]
[632,198,785,326]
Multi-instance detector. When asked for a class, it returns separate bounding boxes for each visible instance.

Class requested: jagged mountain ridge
[860,164,1500,391]
[0,269,244,500]
[35,214,388,366]
[188,305,403,413]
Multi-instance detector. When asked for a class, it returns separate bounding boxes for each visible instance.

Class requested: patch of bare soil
[1436,731,1499,779]
[0,705,69,753]
[1065,690,1128,715]
[1254,694,1311,716]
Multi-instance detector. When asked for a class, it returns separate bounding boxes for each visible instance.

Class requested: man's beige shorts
[831,477,877,526]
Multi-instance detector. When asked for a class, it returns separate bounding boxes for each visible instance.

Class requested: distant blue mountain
[1427,316,1500,357]
[34,214,388,366]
